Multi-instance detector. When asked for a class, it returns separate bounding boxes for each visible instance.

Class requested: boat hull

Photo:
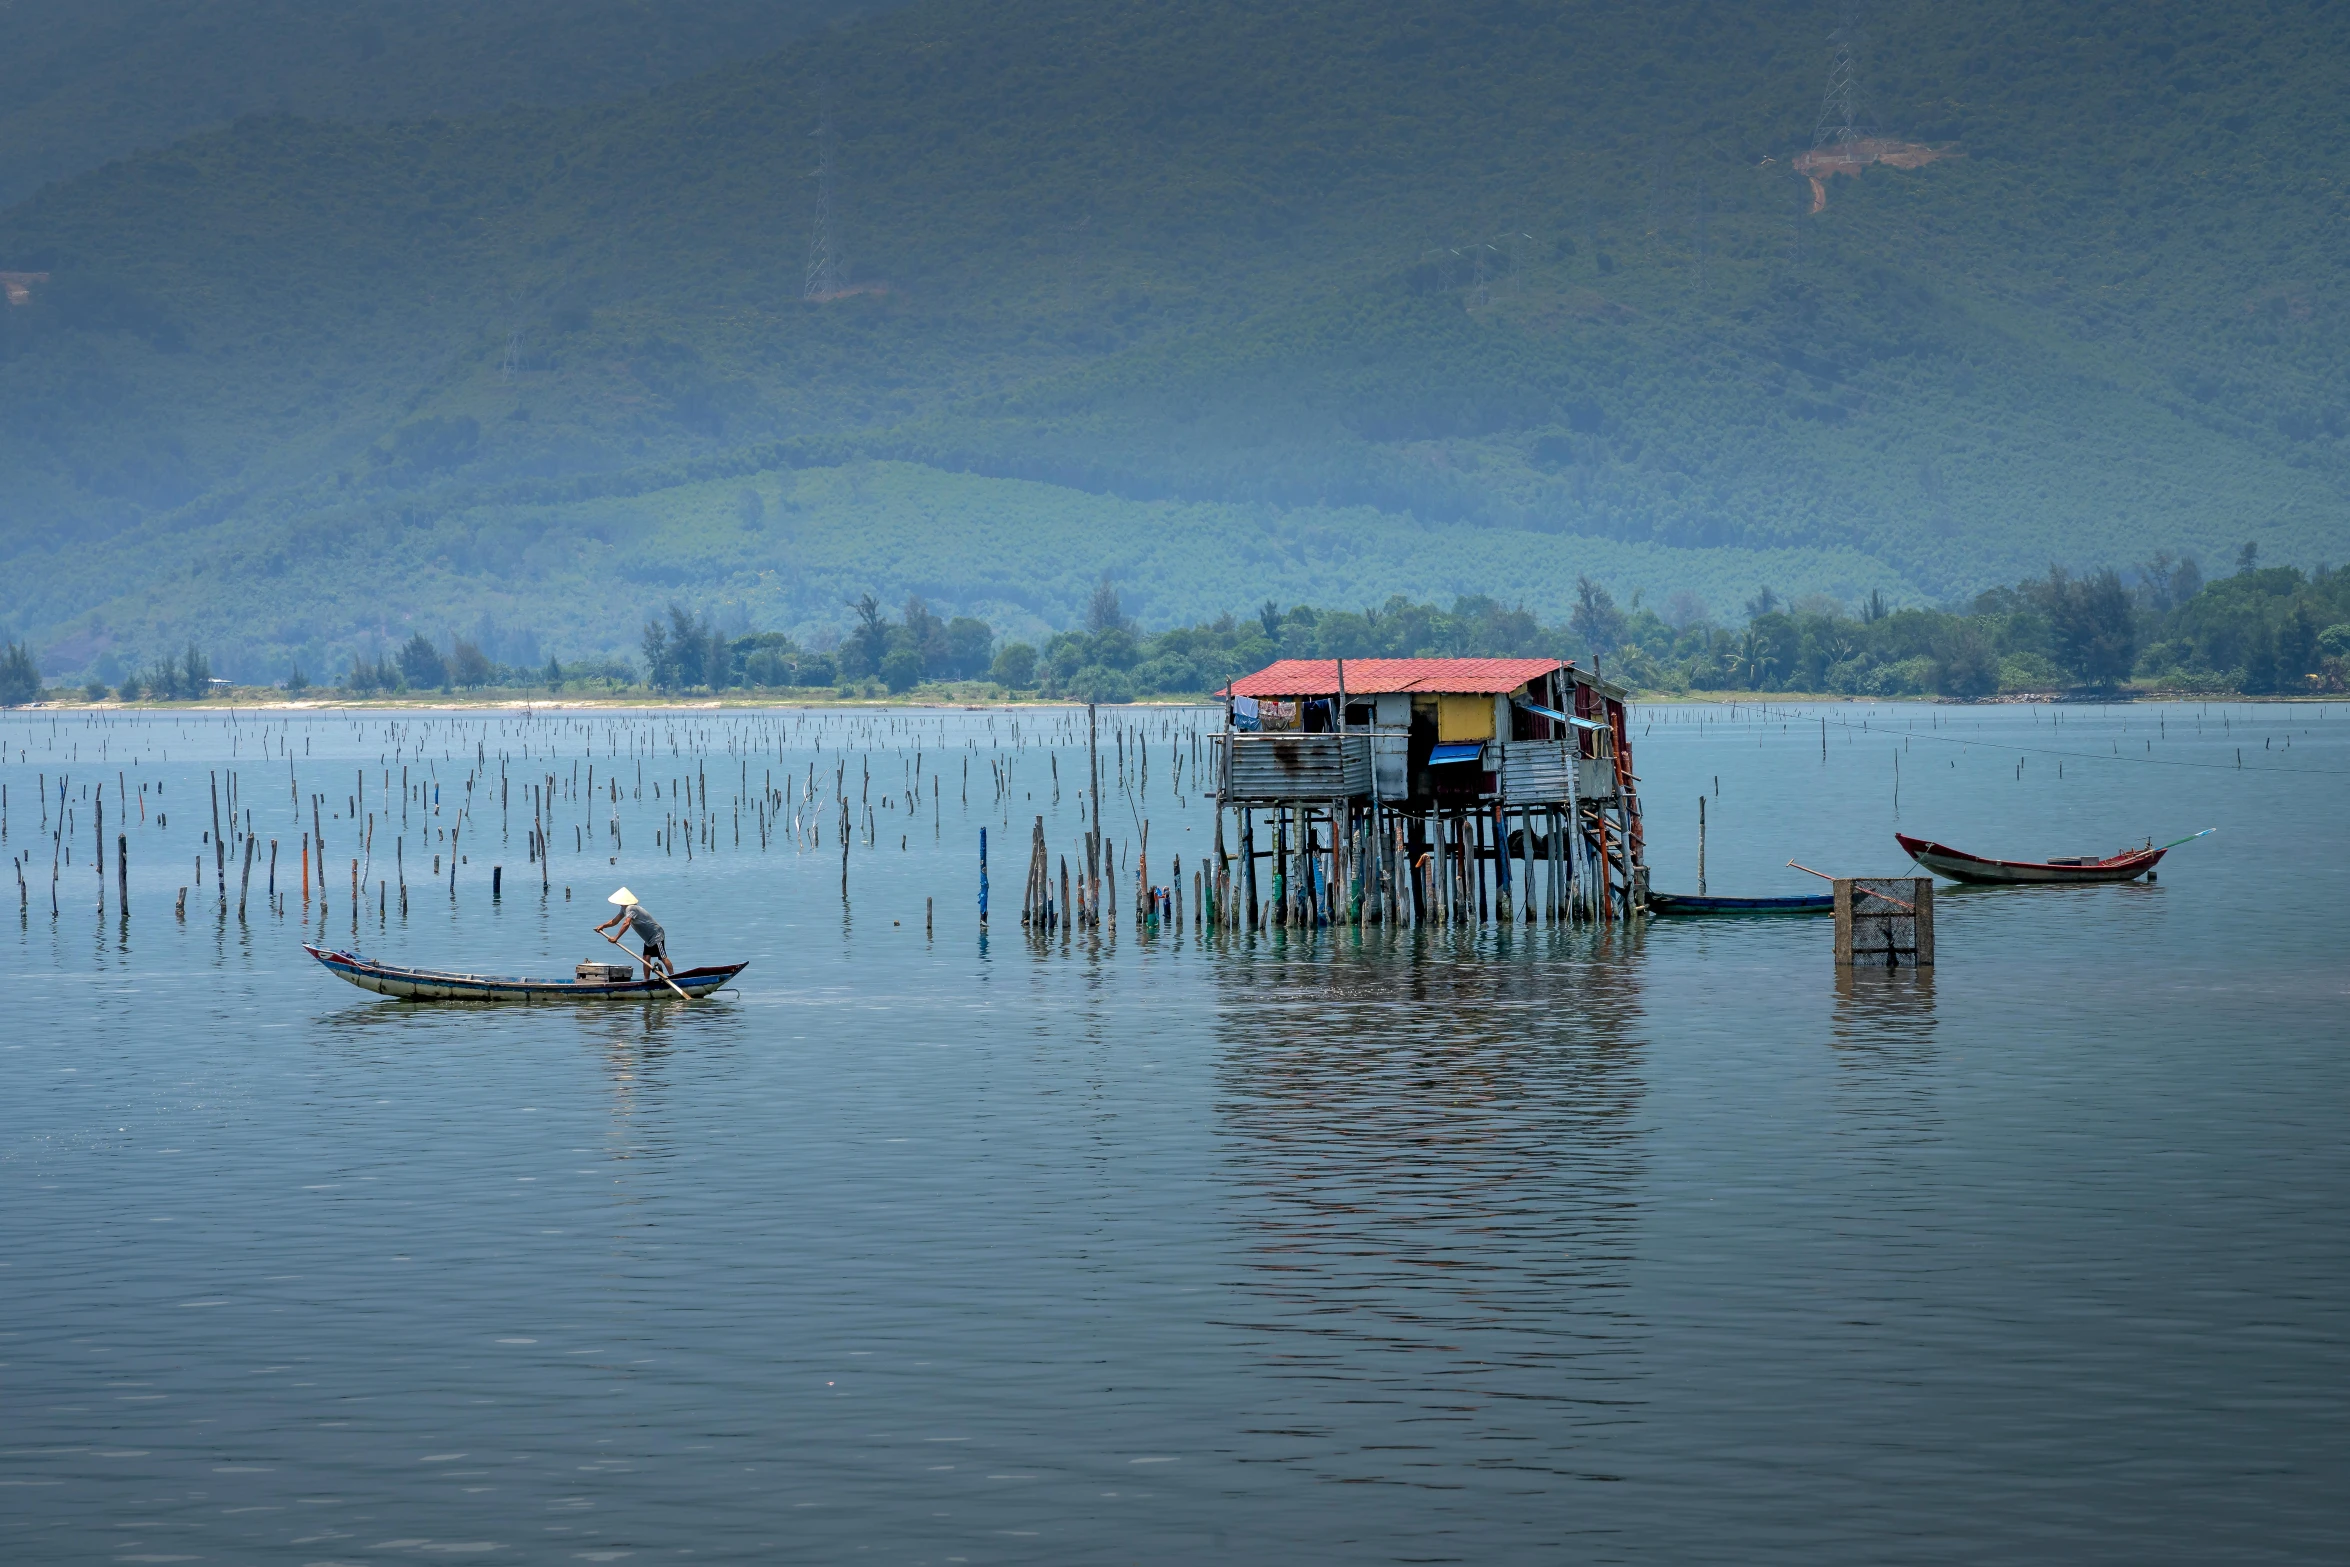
[1895,833,2163,886]
[1646,891,1834,915]
[305,944,745,1001]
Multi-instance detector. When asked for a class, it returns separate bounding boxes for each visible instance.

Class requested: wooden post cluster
[1016,809,1134,941]
[1021,814,1055,934]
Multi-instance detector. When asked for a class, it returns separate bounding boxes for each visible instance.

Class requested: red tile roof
[1223,657,1563,698]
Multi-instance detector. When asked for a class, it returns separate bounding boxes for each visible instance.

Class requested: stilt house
[1208,657,1644,929]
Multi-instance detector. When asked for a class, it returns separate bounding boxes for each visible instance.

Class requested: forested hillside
[0,0,886,210]
[2,0,2346,682]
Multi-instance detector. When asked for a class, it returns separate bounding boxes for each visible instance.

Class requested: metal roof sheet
[1224,657,1562,698]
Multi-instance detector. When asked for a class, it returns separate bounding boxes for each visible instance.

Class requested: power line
[1745,703,2350,777]
[1694,176,1709,299]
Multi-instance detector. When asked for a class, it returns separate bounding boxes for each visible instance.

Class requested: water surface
[5,700,2345,1563]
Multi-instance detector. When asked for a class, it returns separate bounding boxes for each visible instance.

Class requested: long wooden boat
[1894,832,2163,886]
[305,943,746,1001]
[1646,890,1834,915]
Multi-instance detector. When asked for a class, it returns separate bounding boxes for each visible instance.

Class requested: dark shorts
[641,937,667,964]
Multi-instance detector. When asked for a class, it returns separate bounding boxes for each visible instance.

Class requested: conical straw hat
[607,886,639,906]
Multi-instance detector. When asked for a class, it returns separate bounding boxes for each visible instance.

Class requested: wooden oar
[1787,860,1917,913]
[602,927,691,1000]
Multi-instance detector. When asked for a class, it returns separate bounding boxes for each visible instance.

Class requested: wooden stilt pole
[1243,808,1258,932]
[1477,809,1491,925]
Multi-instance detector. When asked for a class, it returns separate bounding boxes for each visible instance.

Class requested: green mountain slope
[2,0,2346,680]
[0,0,889,211]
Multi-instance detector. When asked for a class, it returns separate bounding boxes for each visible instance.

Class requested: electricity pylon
[1809,0,1871,172]
[805,91,842,301]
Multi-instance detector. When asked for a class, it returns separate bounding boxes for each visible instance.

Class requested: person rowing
[594,887,675,982]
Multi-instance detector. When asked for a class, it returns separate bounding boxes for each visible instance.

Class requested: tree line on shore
[1008,551,2350,702]
[8,550,2347,707]
[1574,549,2350,699]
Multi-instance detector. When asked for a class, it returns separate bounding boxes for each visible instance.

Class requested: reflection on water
[1829,966,1941,1155]
[306,994,755,1257]
[1212,929,1651,1485]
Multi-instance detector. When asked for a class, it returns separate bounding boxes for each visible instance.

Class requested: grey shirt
[623,907,666,948]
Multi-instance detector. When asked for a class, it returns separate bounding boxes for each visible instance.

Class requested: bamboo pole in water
[1087,704,1102,927]
[210,773,226,907]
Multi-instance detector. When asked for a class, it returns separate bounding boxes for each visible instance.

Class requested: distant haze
[0,0,2344,679]
[0,1,889,210]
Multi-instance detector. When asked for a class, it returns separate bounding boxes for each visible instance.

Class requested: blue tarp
[1513,699,1605,731]
[1429,742,1485,766]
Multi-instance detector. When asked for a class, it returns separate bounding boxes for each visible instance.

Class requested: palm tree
[1738,628,1765,688]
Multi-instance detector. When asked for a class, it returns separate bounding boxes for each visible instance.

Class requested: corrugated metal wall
[1499,741,1573,803]
[1498,742,1612,802]
[1226,734,1371,799]
[1218,734,1612,804]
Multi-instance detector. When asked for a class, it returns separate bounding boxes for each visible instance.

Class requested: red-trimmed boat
[1895,832,2163,886]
